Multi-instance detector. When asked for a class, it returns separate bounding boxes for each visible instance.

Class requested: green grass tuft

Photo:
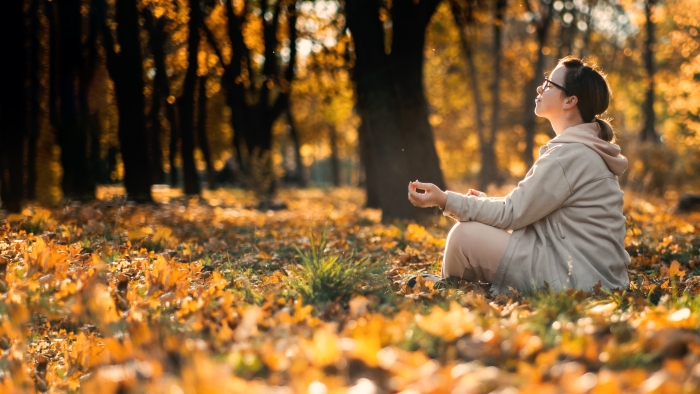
[288,229,390,306]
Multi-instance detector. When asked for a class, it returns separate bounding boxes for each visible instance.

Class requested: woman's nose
[536,85,544,94]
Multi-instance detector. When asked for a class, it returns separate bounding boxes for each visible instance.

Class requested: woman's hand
[467,189,487,198]
[408,181,448,209]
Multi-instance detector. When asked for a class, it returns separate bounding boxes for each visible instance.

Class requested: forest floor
[1,186,700,393]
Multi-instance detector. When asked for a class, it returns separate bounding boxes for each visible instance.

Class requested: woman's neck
[551,113,585,135]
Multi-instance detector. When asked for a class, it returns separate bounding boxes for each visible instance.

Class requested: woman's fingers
[407,182,430,207]
[412,181,434,191]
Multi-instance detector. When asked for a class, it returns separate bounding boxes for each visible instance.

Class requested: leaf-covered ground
[1,187,700,393]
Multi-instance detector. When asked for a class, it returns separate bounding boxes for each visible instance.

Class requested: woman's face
[534,65,568,119]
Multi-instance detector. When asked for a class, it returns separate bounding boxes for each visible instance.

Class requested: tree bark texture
[390,0,446,192]
[357,112,380,209]
[347,0,445,220]
[0,0,27,213]
[99,0,153,202]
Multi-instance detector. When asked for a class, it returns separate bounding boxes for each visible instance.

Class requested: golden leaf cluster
[0,187,699,392]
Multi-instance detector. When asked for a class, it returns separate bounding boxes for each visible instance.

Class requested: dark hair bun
[558,57,615,142]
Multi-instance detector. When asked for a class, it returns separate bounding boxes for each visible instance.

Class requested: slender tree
[197,75,217,190]
[143,8,166,185]
[143,8,180,187]
[640,0,660,143]
[179,0,202,196]
[479,0,507,190]
[451,0,498,191]
[98,0,153,202]
[285,110,306,187]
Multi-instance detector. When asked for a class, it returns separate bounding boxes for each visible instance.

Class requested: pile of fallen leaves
[1,187,700,393]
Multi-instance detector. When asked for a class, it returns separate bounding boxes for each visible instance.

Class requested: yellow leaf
[668,260,686,279]
[307,325,341,367]
[415,302,476,341]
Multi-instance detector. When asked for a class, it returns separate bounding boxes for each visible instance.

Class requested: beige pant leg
[442,221,510,283]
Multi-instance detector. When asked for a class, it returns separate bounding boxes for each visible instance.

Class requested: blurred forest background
[0,0,698,220]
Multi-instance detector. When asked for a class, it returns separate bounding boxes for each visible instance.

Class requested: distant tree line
[0,0,665,221]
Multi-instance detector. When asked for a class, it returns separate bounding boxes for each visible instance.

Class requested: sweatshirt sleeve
[443,153,572,230]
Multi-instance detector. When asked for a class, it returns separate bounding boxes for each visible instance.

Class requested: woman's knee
[446,221,481,247]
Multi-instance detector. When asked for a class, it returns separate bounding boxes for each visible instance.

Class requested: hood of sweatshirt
[548,122,628,176]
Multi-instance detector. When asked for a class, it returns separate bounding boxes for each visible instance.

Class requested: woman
[407,57,630,293]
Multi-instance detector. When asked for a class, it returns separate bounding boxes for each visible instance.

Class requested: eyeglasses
[541,78,569,94]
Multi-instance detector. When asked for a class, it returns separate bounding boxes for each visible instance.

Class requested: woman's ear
[562,95,578,110]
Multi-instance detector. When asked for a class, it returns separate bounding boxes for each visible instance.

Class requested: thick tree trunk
[197,75,217,190]
[179,0,202,196]
[640,0,659,143]
[347,0,448,220]
[102,0,153,202]
[390,0,445,191]
[357,114,380,208]
[523,1,554,169]
[347,0,427,220]
[0,0,27,213]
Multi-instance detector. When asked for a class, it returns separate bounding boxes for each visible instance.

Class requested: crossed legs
[442,221,511,283]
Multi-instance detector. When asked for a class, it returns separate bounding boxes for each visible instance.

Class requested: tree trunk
[100,0,153,202]
[53,0,95,201]
[179,0,202,196]
[523,0,554,169]
[144,9,179,187]
[149,80,165,184]
[27,0,43,201]
[328,124,341,187]
[0,0,26,213]
[480,0,507,190]
[286,110,306,186]
[357,113,380,208]
[347,0,428,220]
[197,75,217,190]
[640,0,659,143]
[451,0,488,184]
[390,0,446,191]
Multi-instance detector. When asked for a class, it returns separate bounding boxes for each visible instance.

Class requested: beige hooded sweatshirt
[443,122,630,293]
